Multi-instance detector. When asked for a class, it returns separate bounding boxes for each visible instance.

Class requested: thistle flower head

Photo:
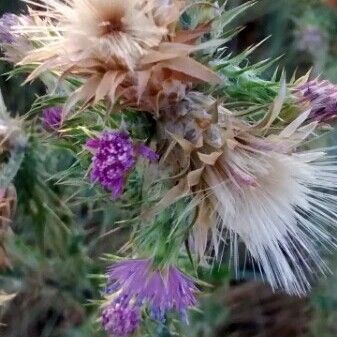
[296,25,326,54]
[18,0,222,111]
[0,13,18,44]
[155,92,337,295]
[101,302,140,337]
[52,0,168,71]
[296,79,337,122]
[42,106,62,131]
[86,131,158,198]
[105,259,197,321]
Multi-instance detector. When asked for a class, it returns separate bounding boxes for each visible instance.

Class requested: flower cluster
[86,131,158,198]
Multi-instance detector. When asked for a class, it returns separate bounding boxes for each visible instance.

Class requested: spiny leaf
[214,0,257,37]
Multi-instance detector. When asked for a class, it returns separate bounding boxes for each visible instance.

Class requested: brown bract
[18,0,223,114]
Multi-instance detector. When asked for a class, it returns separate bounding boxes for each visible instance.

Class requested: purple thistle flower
[0,13,18,44]
[296,26,326,54]
[101,302,141,337]
[296,79,337,122]
[86,131,158,199]
[42,106,63,131]
[105,259,197,322]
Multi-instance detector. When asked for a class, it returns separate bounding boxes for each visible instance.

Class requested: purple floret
[42,106,63,131]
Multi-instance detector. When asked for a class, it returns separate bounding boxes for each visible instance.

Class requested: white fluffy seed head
[203,148,337,295]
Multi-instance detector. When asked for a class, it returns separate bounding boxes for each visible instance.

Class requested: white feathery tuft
[204,148,337,295]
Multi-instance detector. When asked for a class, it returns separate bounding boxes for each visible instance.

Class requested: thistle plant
[1,1,337,337]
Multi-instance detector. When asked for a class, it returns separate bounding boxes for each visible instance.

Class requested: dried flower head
[86,131,158,198]
[296,79,337,122]
[153,92,337,295]
[101,302,141,337]
[18,0,222,112]
[55,0,167,71]
[105,259,197,321]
